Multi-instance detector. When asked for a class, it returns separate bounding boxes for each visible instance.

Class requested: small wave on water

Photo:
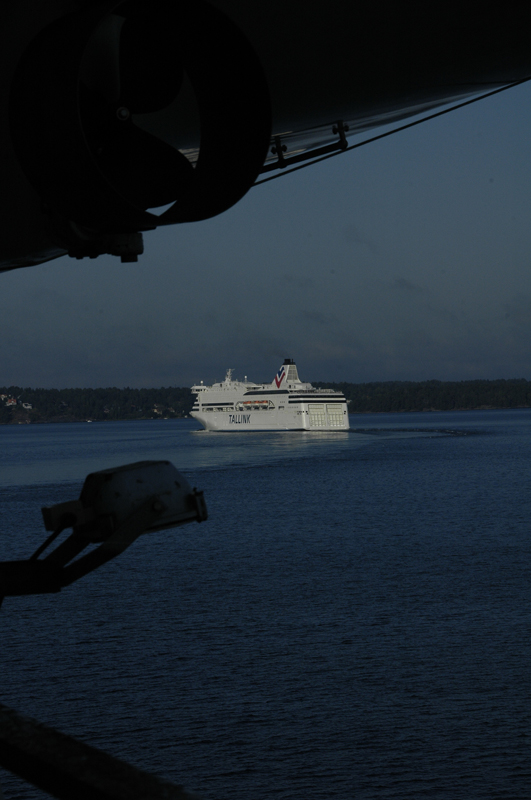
[350,426,485,437]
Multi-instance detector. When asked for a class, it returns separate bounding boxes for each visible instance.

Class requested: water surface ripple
[1,411,530,799]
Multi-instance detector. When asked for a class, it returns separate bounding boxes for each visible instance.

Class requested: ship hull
[190,401,349,432]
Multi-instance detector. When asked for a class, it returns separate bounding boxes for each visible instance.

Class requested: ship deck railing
[0,702,196,800]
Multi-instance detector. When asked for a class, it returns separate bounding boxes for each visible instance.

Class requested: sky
[2,81,531,389]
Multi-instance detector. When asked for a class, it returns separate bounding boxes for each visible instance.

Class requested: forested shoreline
[1,379,531,423]
[0,386,192,424]
[315,378,531,413]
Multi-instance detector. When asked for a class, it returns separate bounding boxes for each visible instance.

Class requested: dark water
[1,411,530,799]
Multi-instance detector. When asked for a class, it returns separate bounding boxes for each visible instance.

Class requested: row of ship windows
[198,403,346,415]
[201,404,273,412]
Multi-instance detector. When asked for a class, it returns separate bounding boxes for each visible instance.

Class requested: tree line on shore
[315,378,531,413]
[0,386,192,423]
[1,378,531,423]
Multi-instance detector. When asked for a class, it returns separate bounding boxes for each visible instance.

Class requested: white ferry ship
[190,359,349,431]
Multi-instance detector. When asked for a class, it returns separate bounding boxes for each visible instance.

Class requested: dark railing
[0,702,198,800]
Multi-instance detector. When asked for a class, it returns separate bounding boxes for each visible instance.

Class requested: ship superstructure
[190,359,349,431]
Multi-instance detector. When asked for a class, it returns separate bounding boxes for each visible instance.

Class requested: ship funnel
[283,358,300,382]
